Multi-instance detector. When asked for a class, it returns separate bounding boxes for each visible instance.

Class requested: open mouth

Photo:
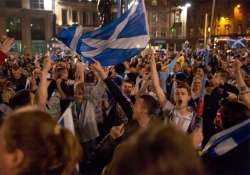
[177,99,183,105]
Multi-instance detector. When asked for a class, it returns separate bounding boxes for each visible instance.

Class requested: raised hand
[234,59,243,72]
[110,123,125,140]
[0,37,15,54]
[90,61,108,80]
[43,56,52,72]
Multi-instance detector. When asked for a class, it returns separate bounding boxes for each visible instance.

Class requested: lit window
[30,0,44,9]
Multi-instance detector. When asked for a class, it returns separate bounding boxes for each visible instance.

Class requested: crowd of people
[0,33,249,175]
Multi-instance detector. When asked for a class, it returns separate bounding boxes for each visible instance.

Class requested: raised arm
[234,60,250,107]
[150,52,167,107]
[75,62,85,83]
[38,57,52,111]
[91,61,133,119]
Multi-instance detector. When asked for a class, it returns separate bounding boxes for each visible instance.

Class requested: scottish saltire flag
[196,48,206,57]
[202,119,250,158]
[57,104,75,135]
[227,38,246,49]
[57,0,149,66]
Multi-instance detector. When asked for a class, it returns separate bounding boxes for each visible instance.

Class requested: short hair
[108,124,204,175]
[114,64,126,75]
[122,79,135,86]
[176,82,191,96]
[139,95,158,115]
[221,101,250,129]
[9,90,32,109]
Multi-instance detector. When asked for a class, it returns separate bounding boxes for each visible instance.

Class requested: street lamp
[185,3,191,8]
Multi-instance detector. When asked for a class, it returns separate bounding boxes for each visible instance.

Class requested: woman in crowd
[0,106,82,175]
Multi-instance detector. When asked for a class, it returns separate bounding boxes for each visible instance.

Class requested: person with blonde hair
[0,107,82,175]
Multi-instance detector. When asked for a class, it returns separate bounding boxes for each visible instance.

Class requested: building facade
[0,0,99,55]
[187,0,250,46]
[88,0,190,50]
[145,0,191,50]
[0,0,54,54]
[55,0,99,32]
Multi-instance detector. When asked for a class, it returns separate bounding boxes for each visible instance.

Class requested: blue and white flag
[227,38,246,49]
[202,119,250,158]
[57,0,149,66]
[57,104,75,135]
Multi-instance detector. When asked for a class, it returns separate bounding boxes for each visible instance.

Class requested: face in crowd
[132,95,158,121]
[191,78,202,95]
[121,80,134,97]
[174,85,191,109]
[173,63,181,73]
[195,68,204,79]
[11,67,22,79]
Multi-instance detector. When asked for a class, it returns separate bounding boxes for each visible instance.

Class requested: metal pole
[204,13,208,46]
[209,0,216,37]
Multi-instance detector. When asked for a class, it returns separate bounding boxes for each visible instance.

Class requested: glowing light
[185,3,191,8]
[58,21,62,26]
[208,27,211,33]
[44,0,52,10]
[6,29,10,33]
[236,4,240,8]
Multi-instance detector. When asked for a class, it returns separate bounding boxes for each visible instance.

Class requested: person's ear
[12,149,25,169]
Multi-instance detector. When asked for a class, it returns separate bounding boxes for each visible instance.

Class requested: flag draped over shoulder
[202,119,250,158]
[57,0,150,66]
[58,103,75,135]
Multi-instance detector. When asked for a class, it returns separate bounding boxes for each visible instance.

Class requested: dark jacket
[86,78,135,174]
[86,120,139,175]
[202,83,238,147]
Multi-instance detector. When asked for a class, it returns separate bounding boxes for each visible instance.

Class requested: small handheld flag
[58,103,75,135]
